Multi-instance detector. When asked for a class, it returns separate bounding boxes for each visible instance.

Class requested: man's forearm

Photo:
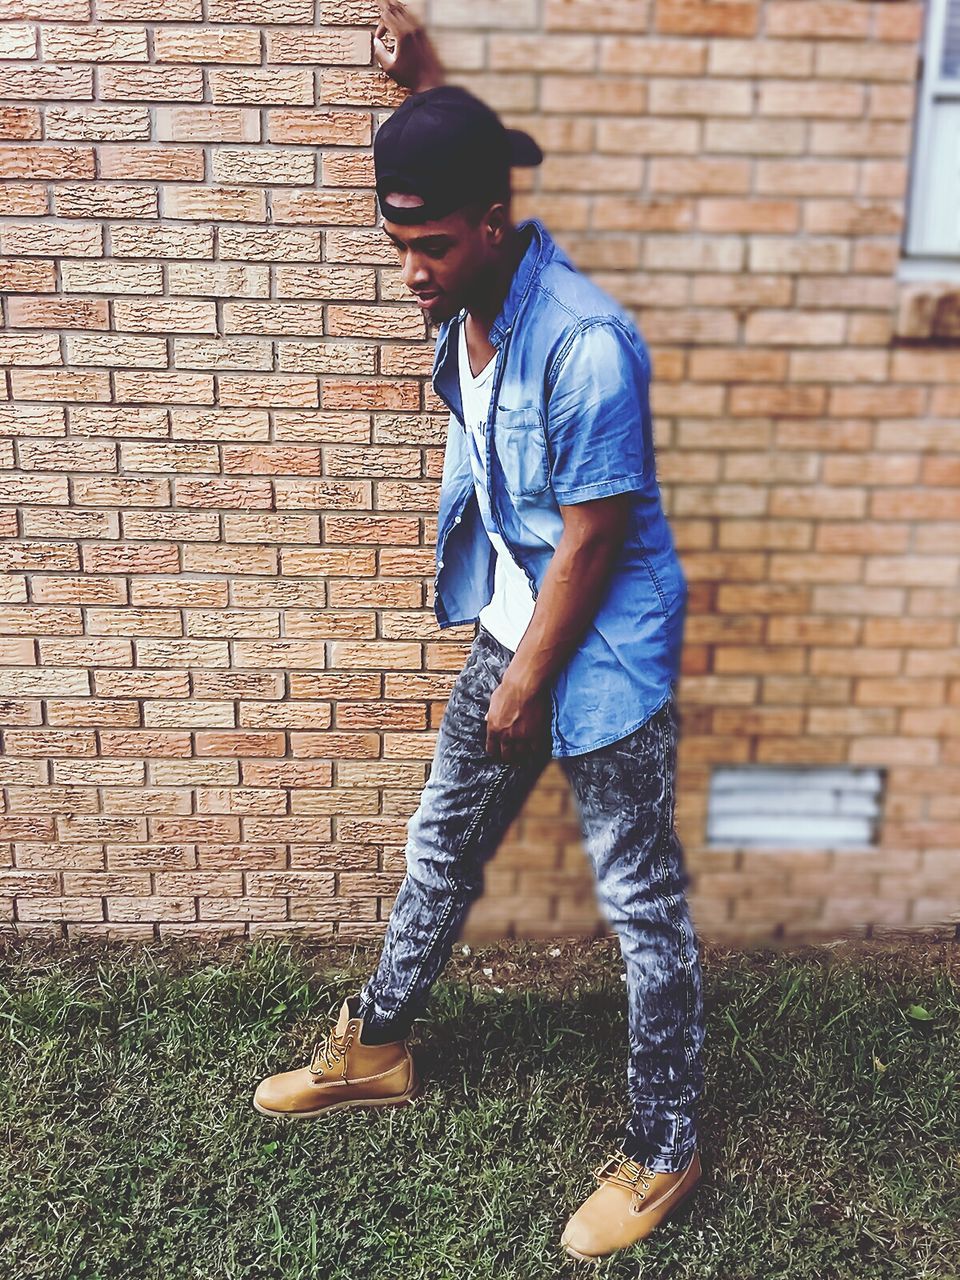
[415,70,445,91]
[502,534,623,699]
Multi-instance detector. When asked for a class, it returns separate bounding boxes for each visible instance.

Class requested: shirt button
[438,559,444,568]
[454,515,461,524]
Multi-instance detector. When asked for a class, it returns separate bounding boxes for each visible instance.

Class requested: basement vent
[707,766,884,847]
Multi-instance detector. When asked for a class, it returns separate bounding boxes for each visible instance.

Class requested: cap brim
[506,128,544,167]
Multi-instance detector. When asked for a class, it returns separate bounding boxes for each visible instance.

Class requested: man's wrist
[502,658,551,701]
[413,71,445,92]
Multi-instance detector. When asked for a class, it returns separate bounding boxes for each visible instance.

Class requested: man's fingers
[487,738,522,765]
[376,3,404,37]
[387,0,418,35]
[372,41,394,70]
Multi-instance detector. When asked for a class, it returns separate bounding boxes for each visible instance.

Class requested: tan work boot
[253,994,420,1119]
[560,1147,701,1262]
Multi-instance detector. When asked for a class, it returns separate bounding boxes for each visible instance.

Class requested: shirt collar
[449,216,551,344]
[433,216,553,418]
[486,215,551,346]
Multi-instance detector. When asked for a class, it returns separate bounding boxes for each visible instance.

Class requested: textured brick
[766,3,869,39]
[45,107,152,142]
[541,75,646,115]
[0,65,93,99]
[707,37,814,75]
[209,69,313,105]
[0,145,94,180]
[0,24,37,59]
[0,107,42,139]
[155,106,260,143]
[41,25,148,61]
[267,107,368,145]
[153,28,261,64]
[266,29,371,64]
[656,1,759,37]
[99,67,204,101]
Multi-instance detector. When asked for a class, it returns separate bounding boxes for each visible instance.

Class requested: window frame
[902,0,960,273]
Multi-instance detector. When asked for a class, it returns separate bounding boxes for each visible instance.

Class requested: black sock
[358,1015,411,1045]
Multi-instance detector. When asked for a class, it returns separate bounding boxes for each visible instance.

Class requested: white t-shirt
[458,317,537,652]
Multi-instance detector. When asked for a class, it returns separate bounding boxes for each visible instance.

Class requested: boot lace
[308,1022,352,1076]
[593,1149,656,1214]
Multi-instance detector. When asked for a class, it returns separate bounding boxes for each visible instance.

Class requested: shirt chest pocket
[493,405,551,498]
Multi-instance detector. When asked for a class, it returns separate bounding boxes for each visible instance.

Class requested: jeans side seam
[653,703,698,1166]
[445,762,514,894]
[388,762,515,1021]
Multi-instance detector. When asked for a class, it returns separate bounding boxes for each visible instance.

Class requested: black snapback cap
[374,84,544,225]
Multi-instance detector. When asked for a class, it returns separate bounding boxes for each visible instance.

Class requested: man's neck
[465,222,531,338]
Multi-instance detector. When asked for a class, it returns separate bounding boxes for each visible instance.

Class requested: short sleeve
[545,320,651,504]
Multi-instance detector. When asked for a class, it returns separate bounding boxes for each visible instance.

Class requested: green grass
[0,933,957,1280]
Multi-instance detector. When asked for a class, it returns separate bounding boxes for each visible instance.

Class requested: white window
[903,0,960,273]
[707,766,884,847]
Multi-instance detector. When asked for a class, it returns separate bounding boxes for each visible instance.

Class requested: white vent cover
[707,766,884,847]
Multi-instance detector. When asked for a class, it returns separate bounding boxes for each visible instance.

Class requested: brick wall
[1,0,958,946]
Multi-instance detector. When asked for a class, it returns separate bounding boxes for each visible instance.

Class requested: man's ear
[483,201,513,247]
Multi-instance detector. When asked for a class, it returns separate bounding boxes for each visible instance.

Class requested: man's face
[382,192,502,324]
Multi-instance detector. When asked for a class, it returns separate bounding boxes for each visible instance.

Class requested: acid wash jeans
[356,623,706,1173]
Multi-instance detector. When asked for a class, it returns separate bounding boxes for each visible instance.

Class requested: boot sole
[253,1072,422,1120]
[561,1164,701,1263]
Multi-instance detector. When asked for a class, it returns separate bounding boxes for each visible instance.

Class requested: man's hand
[485,672,552,765]
[481,494,636,765]
[373,0,446,93]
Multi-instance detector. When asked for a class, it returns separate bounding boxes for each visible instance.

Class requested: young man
[254,5,706,1263]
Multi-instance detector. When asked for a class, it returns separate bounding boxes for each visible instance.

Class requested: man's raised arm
[373,0,446,93]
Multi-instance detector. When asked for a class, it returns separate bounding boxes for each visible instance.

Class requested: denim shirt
[430,216,688,758]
